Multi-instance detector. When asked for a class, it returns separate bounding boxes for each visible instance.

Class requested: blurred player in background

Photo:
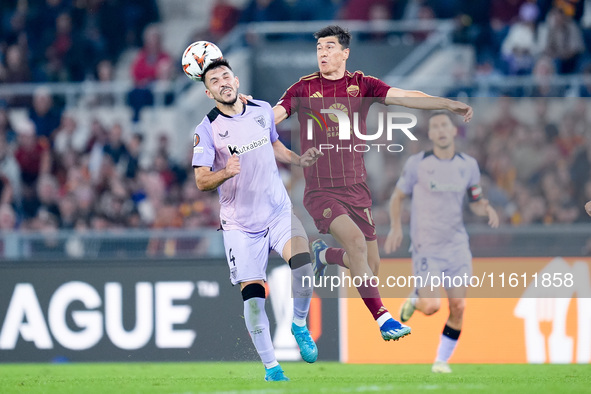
[272,25,473,342]
[585,201,591,216]
[192,59,322,382]
[385,112,499,373]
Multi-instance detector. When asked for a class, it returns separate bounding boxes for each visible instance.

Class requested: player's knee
[289,252,311,270]
[241,283,266,301]
[287,235,309,256]
[449,299,465,318]
[422,299,441,315]
[345,233,367,258]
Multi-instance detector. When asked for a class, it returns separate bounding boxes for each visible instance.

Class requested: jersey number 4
[229,248,236,266]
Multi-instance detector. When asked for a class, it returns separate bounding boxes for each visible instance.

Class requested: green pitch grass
[1,362,590,393]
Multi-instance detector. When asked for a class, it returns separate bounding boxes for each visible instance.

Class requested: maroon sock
[325,248,347,268]
[356,281,388,321]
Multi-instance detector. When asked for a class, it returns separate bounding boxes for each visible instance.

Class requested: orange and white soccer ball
[181,41,223,82]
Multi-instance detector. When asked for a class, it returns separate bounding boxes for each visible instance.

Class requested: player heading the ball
[191,56,323,382]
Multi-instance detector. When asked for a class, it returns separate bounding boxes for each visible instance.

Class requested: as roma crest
[347,85,360,97]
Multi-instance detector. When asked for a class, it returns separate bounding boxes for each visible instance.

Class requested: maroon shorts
[303,182,377,241]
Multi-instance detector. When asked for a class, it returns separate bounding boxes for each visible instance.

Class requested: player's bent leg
[282,232,328,280]
[240,281,288,381]
[281,237,318,363]
[329,215,411,341]
[399,295,416,323]
[282,235,310,259]
[401,285,440,322]
[328,215,371,279]
[415,297,441,316]
[414,284,442,316]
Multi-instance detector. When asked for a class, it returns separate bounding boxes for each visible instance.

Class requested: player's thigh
[328,214,367,255]
[345,182,377,242]
[222,229,269,286]
[413,254,444,299]
[281,236,309,263]
[303,190,349,235]
[442,247,472,294]
[268,210,309,263]
[345,204,377,242]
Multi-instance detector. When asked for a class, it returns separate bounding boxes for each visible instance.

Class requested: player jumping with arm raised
[272,25,472,342]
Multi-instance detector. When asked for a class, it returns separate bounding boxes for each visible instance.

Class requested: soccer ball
[181,41,223,82]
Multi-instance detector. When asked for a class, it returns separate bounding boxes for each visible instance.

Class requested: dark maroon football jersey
[277,70,390,191]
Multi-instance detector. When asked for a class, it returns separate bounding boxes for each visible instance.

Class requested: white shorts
[222,209,308,285]
[412,246,472,290]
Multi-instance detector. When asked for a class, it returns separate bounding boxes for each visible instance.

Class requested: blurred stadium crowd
[3,0,591,84]
[0,0,590,233]
[366,98,591,229]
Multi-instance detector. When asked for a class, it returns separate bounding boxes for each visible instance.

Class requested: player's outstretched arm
[384,87,473,123]
[585,200,591,216]
[272,105,289,125]
[194,155,240,191]
[469,198,499,228]
[385,187,407,254]
[272,140,323,167]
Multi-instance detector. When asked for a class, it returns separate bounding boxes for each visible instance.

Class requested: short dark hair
[201,59,232,84]
[314,25,352,49]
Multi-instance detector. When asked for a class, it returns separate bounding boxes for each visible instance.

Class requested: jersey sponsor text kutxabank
[396,150,481,255]
[192,100,291,232]
[277,71,390,191]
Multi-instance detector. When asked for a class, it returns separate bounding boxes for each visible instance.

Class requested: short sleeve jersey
[396,150,482,255]
[192,100,291,232]
[276,71,390,190]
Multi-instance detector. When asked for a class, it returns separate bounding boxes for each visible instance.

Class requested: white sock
[265,360,279,369]
[376,312,393,327]
[436,334,458,362]
[291,264,313,325]
[319,249,327,265]
[244,297,276,368]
